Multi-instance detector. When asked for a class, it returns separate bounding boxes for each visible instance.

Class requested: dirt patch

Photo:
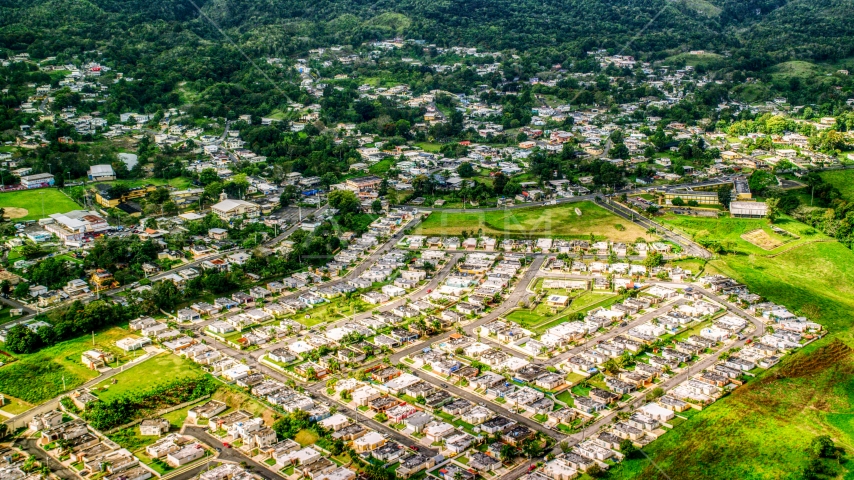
[3,207,28,219]
[741,229,784,250]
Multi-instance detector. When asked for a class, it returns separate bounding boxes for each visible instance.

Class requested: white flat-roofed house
[211,197,260,221]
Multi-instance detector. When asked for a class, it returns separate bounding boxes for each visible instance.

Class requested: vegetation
[0,189,80,220]
[3,300,132,354]
[415,201,650,241]
[83,376,217,430]
[0,325,133,403]
[92,354,205,402]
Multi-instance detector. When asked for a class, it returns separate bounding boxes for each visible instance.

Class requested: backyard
[414,201,652,241]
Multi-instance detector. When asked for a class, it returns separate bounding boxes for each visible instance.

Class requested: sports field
[414,201,650,241]
[0,189,80,221]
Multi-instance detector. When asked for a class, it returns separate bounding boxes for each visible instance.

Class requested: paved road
[183,425,285,480]
[544,298,687,366]
[13,438,77,480]
[534,283,766,458]
[384,257,569,441]
[593,197,710,259]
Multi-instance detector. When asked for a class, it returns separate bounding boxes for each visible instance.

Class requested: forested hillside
[2,0,854,65]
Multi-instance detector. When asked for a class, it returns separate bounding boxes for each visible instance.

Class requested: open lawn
[507,291,618,333]
[368,158,395,175]
[819,169,854,202]
[414,201,651,241]
[91,353,205,402]
[294,429,319,447]
[210,386,275,425]
[414,142,442,153]
[0,326,136,404]
[285,296,373,328]
[608,236,854,479]
[0,394,33,416]
[0,189,80,221]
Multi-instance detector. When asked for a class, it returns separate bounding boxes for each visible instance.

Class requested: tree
[162,200,179,216]
[671,196,685,207]
[20,241,44,259]
[327,190,361,215]
[587,464,604,478]
[748,170,776,195]
[602,358,621,375]
[717,187,733,209]
[4,324,42,353]
[500,444,516,463]
[810,435,837,459]
[280,185,298,207]
[457,162,475,178]
[198,168,220,186]
[766,197,780,222]
[371,199,382,214]
[644,387,665,401]
[493,172,508,195]
[521,438,542,459]
[644,251,663,269]
[620,439,639,458]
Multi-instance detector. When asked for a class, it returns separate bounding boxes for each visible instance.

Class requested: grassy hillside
[819,169,854,202]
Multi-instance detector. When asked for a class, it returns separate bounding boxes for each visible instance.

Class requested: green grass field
[415,201,651,241]
[414,142,443,153]
[285,296,373,327]
[294,429,319,447]
[91,354,205,402]
[506,291,618,333]
[659,213,825,256]
[0,189,80,221]
[0,394,33,415]
[369,158,395,175]
[0,326,137,404]
[819,169,854,202]
[87,177,194,190]
[608,215,854,479]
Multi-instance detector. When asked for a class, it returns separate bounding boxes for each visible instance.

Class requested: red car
[222,442,231,448]
[528,465,537,472]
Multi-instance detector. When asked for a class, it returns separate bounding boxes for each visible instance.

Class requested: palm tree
[500,444,516,464]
